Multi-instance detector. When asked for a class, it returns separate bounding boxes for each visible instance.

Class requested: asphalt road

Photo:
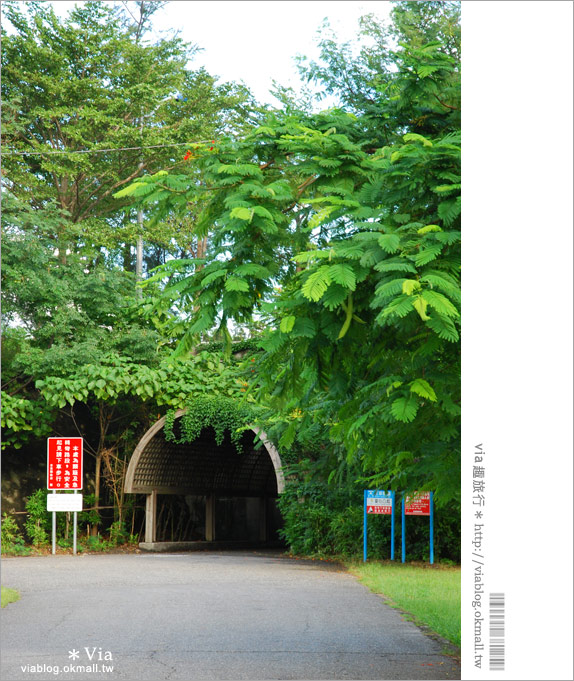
[1,551,460,681]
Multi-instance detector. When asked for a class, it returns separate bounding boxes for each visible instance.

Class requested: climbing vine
[163,395,259,453]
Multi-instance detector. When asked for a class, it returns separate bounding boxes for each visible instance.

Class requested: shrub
[278,478,460,562]
[109,520,129,546]
[78,494,102,533]
[329,506,363,557]
[24,489,50,546]
[1,512,30,555]
[83,535,110,552]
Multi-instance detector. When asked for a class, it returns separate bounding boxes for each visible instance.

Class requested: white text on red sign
[47,438,83,490]
[405,491,431,516]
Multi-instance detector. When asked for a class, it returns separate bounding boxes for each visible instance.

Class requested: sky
[49,0,392,107]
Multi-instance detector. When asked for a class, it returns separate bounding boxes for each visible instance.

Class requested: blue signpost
[363,490,395,562]
[391,497,395,561]
[430,492,434,565]
[363,491,367,562]
[363,491,368,562]
[401,496,406,563]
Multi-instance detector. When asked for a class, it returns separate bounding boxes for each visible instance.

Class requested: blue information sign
[363,490,395,562]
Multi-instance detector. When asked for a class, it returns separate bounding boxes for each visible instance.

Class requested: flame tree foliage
[117,2,461,512]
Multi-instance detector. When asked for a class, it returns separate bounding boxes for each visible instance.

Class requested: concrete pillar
[205,494,215,541]
[145,491,157,543]
[259,497,267,542]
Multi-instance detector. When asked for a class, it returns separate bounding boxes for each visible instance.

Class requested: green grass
[348,561,460,647]
[1,586,20,608]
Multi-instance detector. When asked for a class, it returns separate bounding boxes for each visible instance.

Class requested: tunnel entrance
[124,410,285,551]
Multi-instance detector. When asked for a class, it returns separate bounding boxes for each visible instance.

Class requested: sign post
[391,492,395,561]
[363,491,367,562]
[73,490,78,555]
[52,508,57,556]
[47,437,83,554]
[402,496,405,563]
[429,492,434,564]
[363,490,395,562]
[402,491,434,564]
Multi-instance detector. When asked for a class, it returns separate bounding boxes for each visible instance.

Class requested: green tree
[33,350,249,527]
[117,9,461,506]
[296,1,460,144]
[1,0,262,530]
[1,194,159,381]
[1,0,258,274]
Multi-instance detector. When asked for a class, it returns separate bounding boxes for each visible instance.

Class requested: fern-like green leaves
[328,264,356,290]
[391,395,419,423]
[302,266,332,302]
[115,32,461,504]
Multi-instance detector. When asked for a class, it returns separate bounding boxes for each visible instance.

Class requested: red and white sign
[366,497,393,515]
[47,437,83,490]
[405,491,431,516]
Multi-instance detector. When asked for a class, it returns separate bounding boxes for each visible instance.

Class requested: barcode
[489,592,505,671]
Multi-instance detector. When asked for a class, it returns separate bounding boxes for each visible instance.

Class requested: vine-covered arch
[124,410,285,548]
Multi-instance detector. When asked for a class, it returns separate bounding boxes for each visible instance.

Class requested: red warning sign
[404,491,431,516]
[47,437,83,490]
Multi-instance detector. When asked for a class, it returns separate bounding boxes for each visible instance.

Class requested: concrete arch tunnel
[124,410,285,550]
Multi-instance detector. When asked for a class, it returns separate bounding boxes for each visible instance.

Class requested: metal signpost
[401,491,434,564]
[363,490,395,562]
[47,437,83,554]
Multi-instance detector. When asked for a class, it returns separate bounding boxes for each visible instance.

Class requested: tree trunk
[91,451,102,536]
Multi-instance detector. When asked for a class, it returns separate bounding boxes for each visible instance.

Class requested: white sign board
[365,490,394,515]
[47,494,83,512]
[366,497,393,514]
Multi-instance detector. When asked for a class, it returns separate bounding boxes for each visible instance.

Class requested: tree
[116,8,461,505]
[1,194,159,380]
[1,0,259,273]
[0,0,262,531]
[8,349,249,530]
[1,0,261,394]
[295,1,460,145]
[2,4,461,553]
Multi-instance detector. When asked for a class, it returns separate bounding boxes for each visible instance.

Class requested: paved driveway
[1,551,460,680]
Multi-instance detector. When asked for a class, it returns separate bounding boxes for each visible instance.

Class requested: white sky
[48,0,392,107]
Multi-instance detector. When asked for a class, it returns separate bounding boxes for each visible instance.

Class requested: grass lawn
[348,561,460,647]
[1,586,21,608]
